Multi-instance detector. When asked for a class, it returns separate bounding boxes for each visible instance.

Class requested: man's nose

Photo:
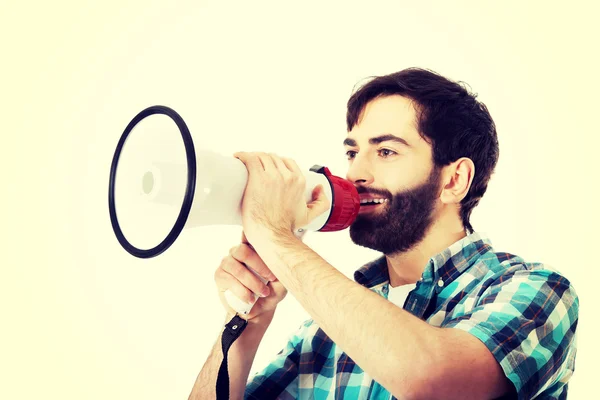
[346,154,374,185]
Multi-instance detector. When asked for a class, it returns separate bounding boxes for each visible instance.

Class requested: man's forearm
[251,233,439,398]
[188,312,274,400]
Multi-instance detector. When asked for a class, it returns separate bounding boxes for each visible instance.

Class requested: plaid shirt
[245,232,579,399]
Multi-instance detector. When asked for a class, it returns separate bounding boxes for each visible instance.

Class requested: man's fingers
[234,152,263,172]
[282,157,302,176]
[281,157,306,189]
[221,254,269,294]
[256,152,276,172]
[214,268,257,305]
[270,153,293,179]
[230,243,277,282]
[236,152,291,182]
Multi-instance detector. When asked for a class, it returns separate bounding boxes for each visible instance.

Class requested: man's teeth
[360,199,389,205]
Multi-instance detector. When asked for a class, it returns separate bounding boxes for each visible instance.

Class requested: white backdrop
[2,1,598,398]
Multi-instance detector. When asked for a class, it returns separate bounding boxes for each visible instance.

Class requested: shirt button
[437,278,444,287]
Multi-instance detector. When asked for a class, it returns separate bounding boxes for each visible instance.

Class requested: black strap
[216,315,248,400]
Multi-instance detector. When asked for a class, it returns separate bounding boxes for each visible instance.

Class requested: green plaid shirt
[245,232,579,399]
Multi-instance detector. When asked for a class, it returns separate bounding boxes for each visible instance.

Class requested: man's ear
[440,158,475,204]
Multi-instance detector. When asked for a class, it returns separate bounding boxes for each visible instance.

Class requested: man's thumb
[307,184,330,219]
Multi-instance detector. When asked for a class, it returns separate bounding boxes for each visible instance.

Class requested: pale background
[2,0,598,398]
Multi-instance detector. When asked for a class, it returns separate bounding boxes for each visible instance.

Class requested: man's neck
[386,215,467,287]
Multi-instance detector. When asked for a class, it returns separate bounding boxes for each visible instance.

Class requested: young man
[189,68,579,399]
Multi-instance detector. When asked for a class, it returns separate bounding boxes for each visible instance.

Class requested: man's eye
[378,149,397,158]
[346,150,357,160]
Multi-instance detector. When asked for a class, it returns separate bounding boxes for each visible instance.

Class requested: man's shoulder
[464,247,579,306]
[471,248,573,283]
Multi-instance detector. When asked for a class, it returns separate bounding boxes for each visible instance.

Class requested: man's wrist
[224,309,275,328]
[229,311,275,349]
[248,309,275,327]
[252,227,298,253]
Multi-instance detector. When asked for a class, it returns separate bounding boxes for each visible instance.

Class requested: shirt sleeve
[442,268,579,400]
[245,319,313,400]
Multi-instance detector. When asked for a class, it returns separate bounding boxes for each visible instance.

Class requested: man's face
[344,95,442,255]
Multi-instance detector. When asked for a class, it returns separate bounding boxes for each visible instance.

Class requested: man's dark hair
[346,67,499,233]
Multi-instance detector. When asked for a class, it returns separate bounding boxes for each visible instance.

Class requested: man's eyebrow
[343,138,357,147]
[343,134,410,147]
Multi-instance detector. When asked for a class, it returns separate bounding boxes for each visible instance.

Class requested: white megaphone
[108,105,360,315]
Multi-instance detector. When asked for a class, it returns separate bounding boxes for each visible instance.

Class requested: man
[189,68,578,399]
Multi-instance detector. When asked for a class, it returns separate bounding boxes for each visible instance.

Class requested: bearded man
[189,68,578,400]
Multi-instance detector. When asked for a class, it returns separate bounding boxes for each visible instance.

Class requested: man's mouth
[358,198,389,212]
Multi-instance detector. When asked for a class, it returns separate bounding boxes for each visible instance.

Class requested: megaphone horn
[109,105,360,258]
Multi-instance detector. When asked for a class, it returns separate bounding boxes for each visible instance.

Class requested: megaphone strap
[216,315,248,399]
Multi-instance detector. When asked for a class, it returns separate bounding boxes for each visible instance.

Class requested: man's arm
[188,311,274,400]
[252,233,512,400]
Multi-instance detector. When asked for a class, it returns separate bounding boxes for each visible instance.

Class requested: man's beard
[349,167,442,255]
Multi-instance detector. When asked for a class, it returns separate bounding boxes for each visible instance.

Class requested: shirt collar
[353,231,493,288]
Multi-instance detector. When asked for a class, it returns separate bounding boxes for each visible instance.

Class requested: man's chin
[349,225,383,252]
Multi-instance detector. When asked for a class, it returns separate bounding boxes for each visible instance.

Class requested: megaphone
[108,106,360,314]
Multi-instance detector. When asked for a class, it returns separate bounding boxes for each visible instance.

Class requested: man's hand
[214,232,287,321]
[233,152,330,246]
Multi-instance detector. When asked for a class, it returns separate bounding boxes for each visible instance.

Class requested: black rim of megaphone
[108,105,197,258]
